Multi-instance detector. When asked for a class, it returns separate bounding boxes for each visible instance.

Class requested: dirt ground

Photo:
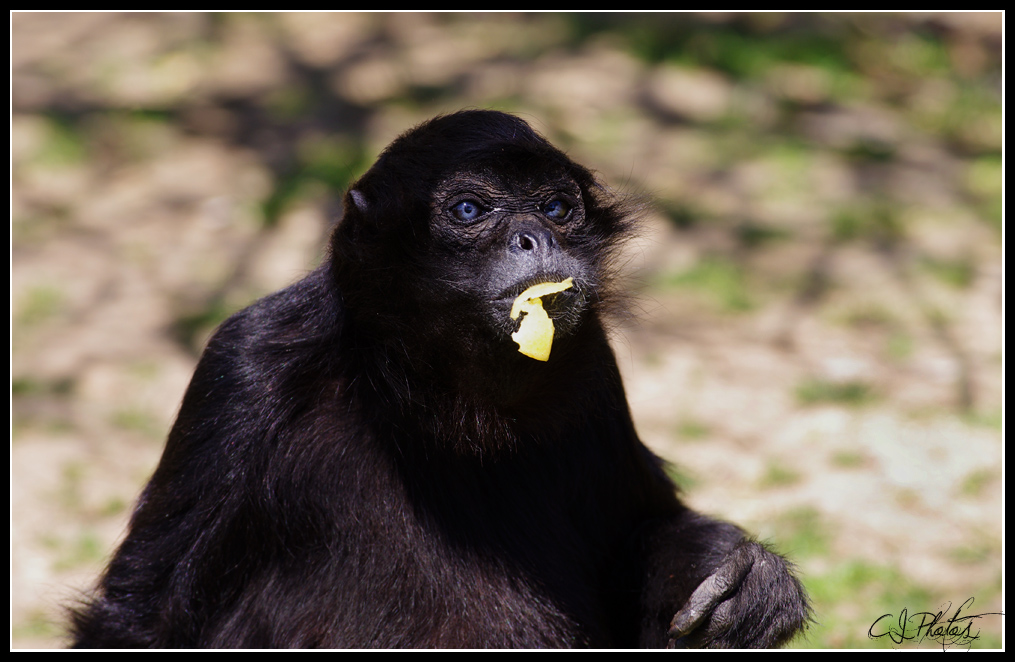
[11,13,1002,649]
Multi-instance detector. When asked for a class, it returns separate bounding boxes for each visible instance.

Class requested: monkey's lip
[494,275,577,303]
[492,276,586,333]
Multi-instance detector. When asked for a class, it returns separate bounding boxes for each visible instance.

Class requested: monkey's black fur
[71,110,809,648]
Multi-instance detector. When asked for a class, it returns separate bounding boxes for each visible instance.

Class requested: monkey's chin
[490,289,587,353]
[507,280,572,361]
[484,274,588,352]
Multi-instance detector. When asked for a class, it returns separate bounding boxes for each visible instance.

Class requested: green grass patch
[36,115,89,166]
[959,469,998,498]
[830,450,866,469]
[796,379,877,407]
[886,332,914,361]
[772,507,830,559]
[793,560,1002,649]
[759,461,802,488]
[830,202,905,248]
[261,134,367,226]
[16,286,65,326]
[919,255,976,289]
[664,463,700,491]
[675,417,710,441]
[657,256,755,312]
[110,408,163,438]
[52,531,107,571]
[12,609,64,642]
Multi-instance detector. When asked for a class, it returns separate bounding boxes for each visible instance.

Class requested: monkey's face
[332,111,631,372]
[427,168,597,350]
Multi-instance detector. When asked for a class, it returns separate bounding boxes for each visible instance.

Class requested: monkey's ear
[350,189,369,213]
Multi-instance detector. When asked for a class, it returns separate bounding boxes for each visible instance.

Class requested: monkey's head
[331,111,633,381]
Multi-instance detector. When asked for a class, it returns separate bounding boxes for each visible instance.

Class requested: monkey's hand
[666,540,809,649]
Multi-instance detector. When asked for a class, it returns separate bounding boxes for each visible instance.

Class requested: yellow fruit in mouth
[509,278,574,361]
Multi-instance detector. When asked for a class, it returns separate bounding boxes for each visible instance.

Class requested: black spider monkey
[71,110,808,649]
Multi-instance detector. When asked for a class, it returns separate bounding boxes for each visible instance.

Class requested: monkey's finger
[668,552,754,637]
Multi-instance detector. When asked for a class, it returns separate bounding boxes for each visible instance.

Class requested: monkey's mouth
[496,273,575,300]
[492,275,588,336]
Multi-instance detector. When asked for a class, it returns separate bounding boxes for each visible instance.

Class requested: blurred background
[11,12,1002,649]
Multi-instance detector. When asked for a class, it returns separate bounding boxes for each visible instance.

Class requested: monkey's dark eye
[543,198,572,220]
[451,199,486,223]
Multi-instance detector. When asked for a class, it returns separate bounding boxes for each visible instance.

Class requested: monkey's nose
[510,224,558,255]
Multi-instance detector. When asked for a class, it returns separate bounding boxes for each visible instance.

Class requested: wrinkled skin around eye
[452,199,485,222]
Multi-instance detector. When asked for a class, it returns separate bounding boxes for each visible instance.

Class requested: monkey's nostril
[518,233,536,251]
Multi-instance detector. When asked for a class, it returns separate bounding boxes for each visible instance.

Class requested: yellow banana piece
[509,278,574,361]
